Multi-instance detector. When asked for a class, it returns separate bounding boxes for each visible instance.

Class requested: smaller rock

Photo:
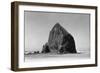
[42,43,50,53]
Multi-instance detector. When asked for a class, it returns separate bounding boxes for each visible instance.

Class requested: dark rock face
[42,43,50,53]
[42,23,77,54]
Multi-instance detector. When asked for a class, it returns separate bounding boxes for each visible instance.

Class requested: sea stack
[42,23,77,54]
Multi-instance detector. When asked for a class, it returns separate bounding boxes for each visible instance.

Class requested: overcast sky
[24,11,90,52]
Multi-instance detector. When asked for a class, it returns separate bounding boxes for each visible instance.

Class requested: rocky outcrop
[42,23,77,54]
[42,43,50,53]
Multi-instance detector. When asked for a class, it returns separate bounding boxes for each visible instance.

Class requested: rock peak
[53,22,61,28]
[52,22,69,35]
[55,22,61,26]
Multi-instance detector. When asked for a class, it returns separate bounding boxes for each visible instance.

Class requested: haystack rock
[42,23,77,54]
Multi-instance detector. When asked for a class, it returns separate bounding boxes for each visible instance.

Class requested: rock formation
[42,23,77,54]
[42,43,50,53]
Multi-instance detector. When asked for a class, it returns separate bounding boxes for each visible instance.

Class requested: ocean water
[24,48,90,62]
